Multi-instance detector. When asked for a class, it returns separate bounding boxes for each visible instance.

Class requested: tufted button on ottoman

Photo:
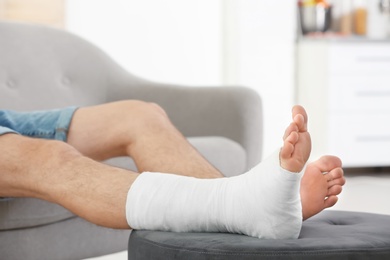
[128,210,390,259]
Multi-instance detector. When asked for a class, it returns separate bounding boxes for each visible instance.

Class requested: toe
[313,156,342,173]
[283,122,298,141]
[286,131,299,145]
[281,131,299,158]
[327,185,343,196]
[280,141,295,160]
[324,195,338,209]
[292,105,308,131]
[326,168,346,186]
[292,105,308,121]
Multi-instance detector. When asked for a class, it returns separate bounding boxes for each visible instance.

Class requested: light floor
[86,168,390,260]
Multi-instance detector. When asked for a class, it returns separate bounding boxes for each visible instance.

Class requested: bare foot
[300,156,345,220]
[278,106,346,220]
[280,105,311,173]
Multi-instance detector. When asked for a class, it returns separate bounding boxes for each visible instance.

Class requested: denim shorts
[0,107,78,142]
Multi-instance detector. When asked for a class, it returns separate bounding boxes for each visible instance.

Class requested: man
[0,101,345,239]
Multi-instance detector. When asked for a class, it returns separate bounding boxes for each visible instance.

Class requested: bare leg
[0,101,223,229]
[0,104,344,234]
[68,102,345,220]
[0,134,134,229]
[67,100,222,178]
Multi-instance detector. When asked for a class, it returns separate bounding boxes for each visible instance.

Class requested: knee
[120,100,170,124]
[143,101,168,118]
[5,136,83,170]
[39,140,82,163]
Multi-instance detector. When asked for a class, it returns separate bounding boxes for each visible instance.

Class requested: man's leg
[68,101,345,220]
[126,105,311,239]
[0,100,224,229]
[0,104,345,237]
[67,100,223,178]
[0,134,134,229]
[67,101,345,220]
[0,104,299,237]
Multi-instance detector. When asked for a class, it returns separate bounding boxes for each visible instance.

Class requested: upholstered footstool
[128,210,390,259]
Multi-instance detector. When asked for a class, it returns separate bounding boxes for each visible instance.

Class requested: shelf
[296,40,390,167]
[297,35,390,43]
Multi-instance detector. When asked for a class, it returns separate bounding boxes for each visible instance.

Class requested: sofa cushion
[188,136,246,177]
[0,198,74,231]
[0,136,245,230]
[105,136,247,177]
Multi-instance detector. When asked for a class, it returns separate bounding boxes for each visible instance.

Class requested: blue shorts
[0,107,78,141]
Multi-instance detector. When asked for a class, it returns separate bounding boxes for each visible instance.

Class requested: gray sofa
[0,21,262,259]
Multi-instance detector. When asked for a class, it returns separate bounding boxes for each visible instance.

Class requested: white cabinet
[296,40,390,167]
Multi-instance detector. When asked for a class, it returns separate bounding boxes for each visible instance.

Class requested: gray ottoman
[128,210,390,259]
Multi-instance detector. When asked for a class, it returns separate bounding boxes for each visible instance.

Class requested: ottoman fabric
[128,210,390,259]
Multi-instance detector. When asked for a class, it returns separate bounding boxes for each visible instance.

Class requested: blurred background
[2,0,390,162]
[1,0,390,163]
[1,0,390,259]
[0,0,298,158]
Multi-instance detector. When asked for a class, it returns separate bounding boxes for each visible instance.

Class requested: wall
[66,0,297,158]
[66,0,223,86]
[0,0,65,28]
[229,0,297,156]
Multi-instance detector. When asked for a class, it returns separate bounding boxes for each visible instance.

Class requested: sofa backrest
[0,21,121,111]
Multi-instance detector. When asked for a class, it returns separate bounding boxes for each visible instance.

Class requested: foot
[277,106,346,220]
[127,105,313,239]
[300,156,345,220]
[280,105,311,173]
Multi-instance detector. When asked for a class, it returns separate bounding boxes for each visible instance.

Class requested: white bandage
[126,149,303,239]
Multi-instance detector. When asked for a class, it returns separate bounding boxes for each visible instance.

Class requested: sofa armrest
[107,75,262,170]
